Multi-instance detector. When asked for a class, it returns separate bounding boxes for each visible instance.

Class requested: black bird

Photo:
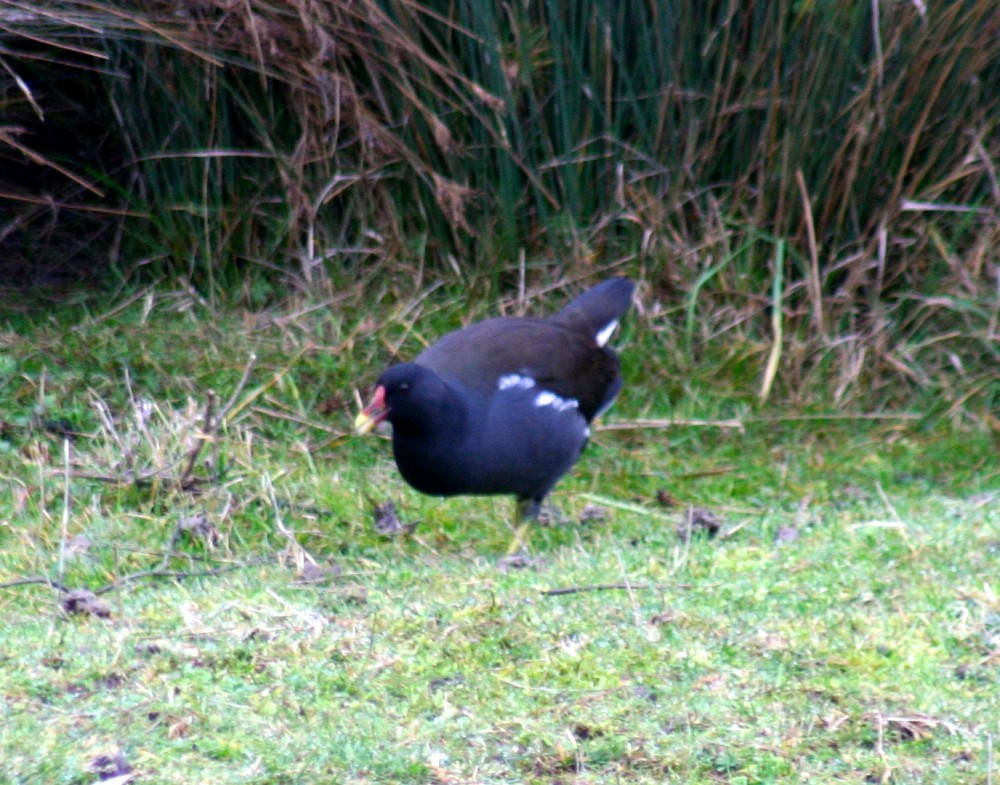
[355,277,634,522]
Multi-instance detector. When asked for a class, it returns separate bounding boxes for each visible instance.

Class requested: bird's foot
[534,505,572,527]
[515,498,541,521]
[507,523,531,555]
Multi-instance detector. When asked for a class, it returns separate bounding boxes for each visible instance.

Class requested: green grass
[0,285,997,784]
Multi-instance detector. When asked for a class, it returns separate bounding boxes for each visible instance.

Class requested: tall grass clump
[3,1,997,270]
[1,0,997,406]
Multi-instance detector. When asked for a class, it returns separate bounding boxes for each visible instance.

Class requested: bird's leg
[517,498,541,520]
[507,497,541,554]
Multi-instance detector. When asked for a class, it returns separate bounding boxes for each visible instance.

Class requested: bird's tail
[551,277,634,346]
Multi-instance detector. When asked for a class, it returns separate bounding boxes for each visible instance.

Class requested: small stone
[775,525,800,544]
[496,551,537,572]
[578,504,609,523]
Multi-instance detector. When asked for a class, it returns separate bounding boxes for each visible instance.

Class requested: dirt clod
[676,506,722,539]
[62,589,112,618]
[372,501,417,537]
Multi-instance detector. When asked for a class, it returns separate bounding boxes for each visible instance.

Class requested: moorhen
[355,277,634,523]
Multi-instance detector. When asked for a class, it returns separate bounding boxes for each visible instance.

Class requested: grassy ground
[0,283,997,784]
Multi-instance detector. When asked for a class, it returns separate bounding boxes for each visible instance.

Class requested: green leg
[508,498,541,554]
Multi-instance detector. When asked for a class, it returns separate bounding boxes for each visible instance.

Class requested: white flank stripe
[534,391,579,412]
[595,319,619,347]
[498,373,536,391]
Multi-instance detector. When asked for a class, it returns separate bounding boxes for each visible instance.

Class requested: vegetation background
[0,0,997,782]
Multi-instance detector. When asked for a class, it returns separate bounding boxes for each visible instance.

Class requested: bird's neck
[394,386,467,440]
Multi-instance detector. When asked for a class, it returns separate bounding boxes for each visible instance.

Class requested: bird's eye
[398,382,410,393]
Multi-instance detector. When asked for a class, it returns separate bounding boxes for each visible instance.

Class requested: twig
[57,437,71,581]
[250,405,341,434]
[0,576,71,593]
[517,248,526,313]
[849,520,908,531]
[603,413,923,431]
[541,582,691,597]
[612,546,645,632]
[161,516,191,568]
[264,473,318,572]
[123,368,154,452]
[876,481,904,524]
[217,353,257,421]
[0,126,103,195]
[971,492,1000,512]
[92,563,260,595]
[718,518,754,540]
[221,346,309,421]
[796,168,825,337]
[578,493,675,519]
[746,412,923,422]
[675,466,737,479]
[90,394,127,453]
[71,284,161,331]
[599,417,744,431]
[179,390,215,488]
[0,562,263,597]
[759,240,785,403]
[55,469,206,487]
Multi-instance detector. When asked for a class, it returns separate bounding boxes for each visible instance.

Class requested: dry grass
[0,0,998,426]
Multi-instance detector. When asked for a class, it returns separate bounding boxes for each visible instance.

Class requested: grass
[4,2,998,779]
[0,280,998,783]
